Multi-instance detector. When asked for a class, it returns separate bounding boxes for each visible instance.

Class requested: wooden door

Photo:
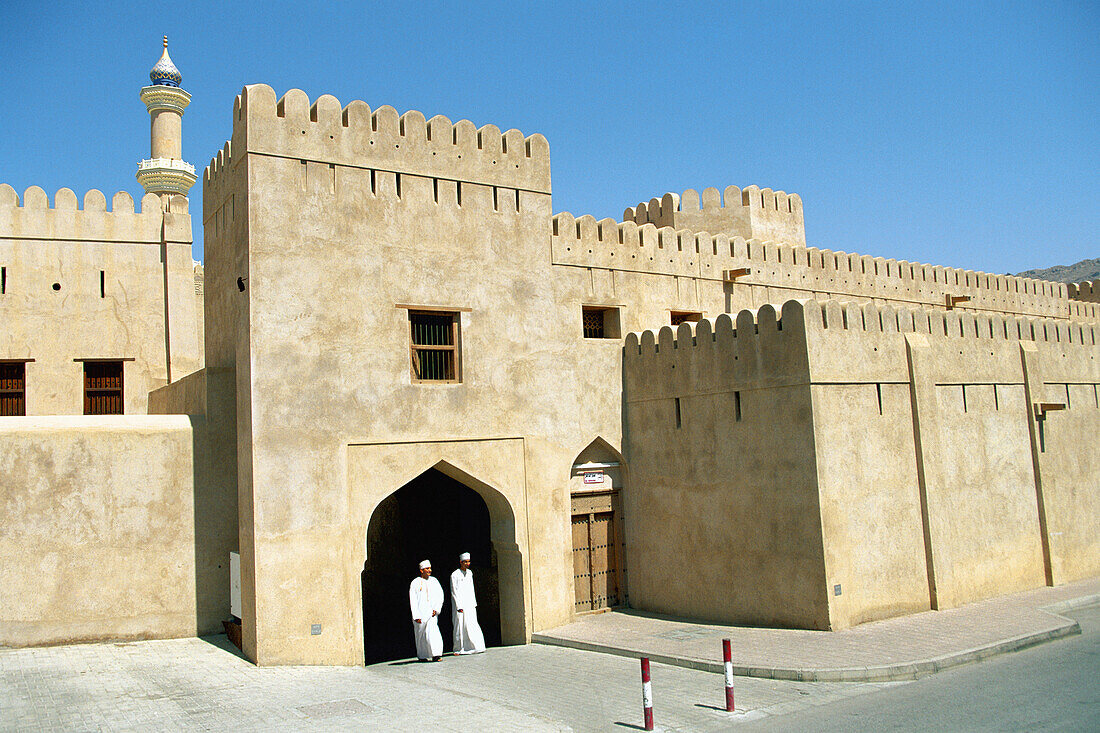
[572,515,593,611]
[571,496,624,612]
[588,511,619,609]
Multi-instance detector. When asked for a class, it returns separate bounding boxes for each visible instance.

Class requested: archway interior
[362,467,501,664]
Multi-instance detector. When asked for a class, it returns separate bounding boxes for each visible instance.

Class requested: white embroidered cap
[459,552,471,561]
[419,560,431,570]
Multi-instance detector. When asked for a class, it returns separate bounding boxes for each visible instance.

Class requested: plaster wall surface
[622,304,831,629]
[0,185,201,414]
[0,415,202,646]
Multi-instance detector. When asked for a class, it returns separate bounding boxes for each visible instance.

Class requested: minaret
[136,36,197,198]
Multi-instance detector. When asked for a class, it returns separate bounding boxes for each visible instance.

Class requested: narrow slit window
[734,391,742,422]
[1,266,6,294]
[83,360,123,415]
[409,311,460,382]
[99,270,105,298]
[492,186,498,211]
[876,383,883,415]
[674,397,681,428]
[0,362,26,416]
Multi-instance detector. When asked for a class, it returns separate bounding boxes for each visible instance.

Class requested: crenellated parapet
[625,298,1099,400]
[551,211,1093,322]
[624,185,805,245]
[624,300,812,401]
[0,183,191,244]
[215,84,551,195]
[1069,280,1099,303]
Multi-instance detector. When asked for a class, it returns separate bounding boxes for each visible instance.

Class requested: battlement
[1069,280,1099,303]
[624,185,805,245]
[0,184,190,244]
[218,84,551,195]
[551,211,1090,322]
[623,301,812,399]
[625,298,1098,400]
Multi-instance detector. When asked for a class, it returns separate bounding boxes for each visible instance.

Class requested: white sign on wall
[583,471,603,485]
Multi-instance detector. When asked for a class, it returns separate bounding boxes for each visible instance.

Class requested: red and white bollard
[723,638,735,712]
[640,656,654,731]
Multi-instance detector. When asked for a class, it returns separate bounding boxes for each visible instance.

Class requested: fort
[1,44,1097,666]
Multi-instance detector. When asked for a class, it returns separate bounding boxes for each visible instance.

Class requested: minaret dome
[149,35,183,87]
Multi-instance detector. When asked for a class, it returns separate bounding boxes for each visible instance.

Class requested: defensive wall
[0,184,202,414]
[1070,280,1099,303]
[625,185,806,247]
[623,300,1099,631]
[551,211,1099,324]
[0,415,205,646]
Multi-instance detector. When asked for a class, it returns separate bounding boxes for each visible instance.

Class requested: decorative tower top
[149,36,182,87]
[137,36,196,198]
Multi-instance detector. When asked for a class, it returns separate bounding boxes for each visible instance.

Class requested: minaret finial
[149,35,182,87]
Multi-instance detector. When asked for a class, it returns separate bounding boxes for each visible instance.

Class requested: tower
[136,36,197,198]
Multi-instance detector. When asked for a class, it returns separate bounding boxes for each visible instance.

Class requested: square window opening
[0,361,26,416]
[84,361,123,415]
[410,310,461,382]
[670,311,703,327]
[582,306,621,339]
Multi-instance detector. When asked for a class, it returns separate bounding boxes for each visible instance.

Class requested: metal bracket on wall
[1033,402,1066,419]
[723,268,751,282]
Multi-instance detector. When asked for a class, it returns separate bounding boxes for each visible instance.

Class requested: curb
[532,593,1097,683]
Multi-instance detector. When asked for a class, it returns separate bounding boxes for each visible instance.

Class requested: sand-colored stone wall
[622,304,830,629]
[0,416,204,646]
[624,300,1099,631]
[0,185,201,414]
[551,212,1100,323]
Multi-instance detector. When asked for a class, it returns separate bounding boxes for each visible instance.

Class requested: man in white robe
[450,552,486,655]
[409,559,444,661]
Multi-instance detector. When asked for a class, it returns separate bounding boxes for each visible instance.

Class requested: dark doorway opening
[361,468,501,664]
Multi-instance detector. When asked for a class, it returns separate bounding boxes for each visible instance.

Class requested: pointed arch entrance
[360,461,524,664]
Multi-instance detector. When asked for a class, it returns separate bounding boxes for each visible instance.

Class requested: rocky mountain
[1015,258,1100,284]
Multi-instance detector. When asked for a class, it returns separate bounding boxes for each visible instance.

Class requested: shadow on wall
[361,469,501,664]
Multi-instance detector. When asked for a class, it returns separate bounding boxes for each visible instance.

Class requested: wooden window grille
[582,306,620,339]
[410,311,460,382]
[582,308,605,339]
[670,311,703,326]
[83,361,124,415]
[0,362,26,416]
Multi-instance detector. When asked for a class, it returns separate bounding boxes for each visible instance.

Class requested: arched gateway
[356,458,528,664]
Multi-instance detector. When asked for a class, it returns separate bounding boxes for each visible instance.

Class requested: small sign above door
[583,471,603,485]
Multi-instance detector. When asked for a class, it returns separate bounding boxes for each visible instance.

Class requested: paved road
[1,635,896,732]
[745,603,1100,732]
[2,606,1096,731]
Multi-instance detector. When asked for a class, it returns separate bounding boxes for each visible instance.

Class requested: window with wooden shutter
[83,361,124,415]
[409,311,460,382]
[0,362,26,416]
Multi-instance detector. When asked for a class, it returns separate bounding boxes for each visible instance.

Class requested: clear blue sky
[2,1,1097,274]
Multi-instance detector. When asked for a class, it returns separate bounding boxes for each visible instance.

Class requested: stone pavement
[1,635,900,732]
[533,577,1100,682]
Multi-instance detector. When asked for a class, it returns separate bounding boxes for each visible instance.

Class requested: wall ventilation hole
[52,282,61,291]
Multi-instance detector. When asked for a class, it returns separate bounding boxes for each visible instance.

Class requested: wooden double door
[571,491,626,612]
